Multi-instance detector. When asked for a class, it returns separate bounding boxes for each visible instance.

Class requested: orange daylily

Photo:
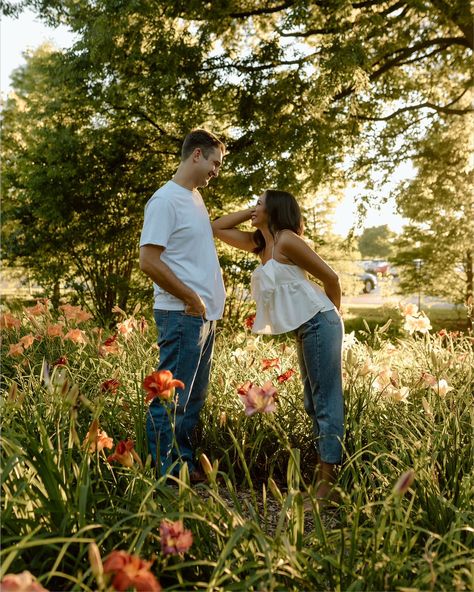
[143,370,185,403]
[19,333,35,350]
[0,312,21,330]
[117,317,137,337]
[59,304,92,323]
[8,343,24,357]
[64,328,87,344]
[261,358,280,370]
[83,419,114,453]
[103,550,161,592]
[26,300,49,317]
[107,440,142,468]
[99,333,121,356]
[46,323,64,338]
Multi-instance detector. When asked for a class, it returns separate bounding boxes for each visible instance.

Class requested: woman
[212,189,344,501]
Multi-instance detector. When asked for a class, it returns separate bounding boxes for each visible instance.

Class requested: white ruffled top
[251,258,335,335]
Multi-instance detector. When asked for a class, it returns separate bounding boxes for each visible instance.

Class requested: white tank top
[250,244,335,335]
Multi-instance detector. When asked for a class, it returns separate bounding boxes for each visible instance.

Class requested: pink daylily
[393,469,415,495]
[239,381,277,416]
[0,571,48,591]
[159,519,193,556]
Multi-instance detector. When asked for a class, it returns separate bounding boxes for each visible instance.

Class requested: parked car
[360,271,378,293]
[361,260,398,278]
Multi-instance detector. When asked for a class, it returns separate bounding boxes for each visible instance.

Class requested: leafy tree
[1,46,156,322]
[2,1,472,321]
[358,225,397,259]
[392,111,473,310]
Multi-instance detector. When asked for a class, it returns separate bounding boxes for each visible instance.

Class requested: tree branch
[352,93,474,121]
[333,37,469,102]
[228,0,296,18]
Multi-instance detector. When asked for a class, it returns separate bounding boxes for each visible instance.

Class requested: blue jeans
[294,309,344,464]
[147,310,216,476]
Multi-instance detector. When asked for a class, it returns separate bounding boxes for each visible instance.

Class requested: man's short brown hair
[181,128,225,161]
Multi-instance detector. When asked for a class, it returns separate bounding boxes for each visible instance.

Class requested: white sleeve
[139,197,176,248]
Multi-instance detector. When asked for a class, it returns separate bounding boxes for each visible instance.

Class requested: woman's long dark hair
[253,189,303,254]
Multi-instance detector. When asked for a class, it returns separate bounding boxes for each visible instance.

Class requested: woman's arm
[211,208,257,252]
[278,231,342,309]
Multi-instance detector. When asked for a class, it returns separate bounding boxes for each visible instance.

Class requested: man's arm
[139,244,206,316]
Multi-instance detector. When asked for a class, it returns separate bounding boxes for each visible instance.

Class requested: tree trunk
[465,249,473,331]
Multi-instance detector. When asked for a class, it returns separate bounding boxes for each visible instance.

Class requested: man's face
[195,147,223,187]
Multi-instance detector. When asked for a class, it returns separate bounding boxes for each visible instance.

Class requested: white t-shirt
[139,180,226,320]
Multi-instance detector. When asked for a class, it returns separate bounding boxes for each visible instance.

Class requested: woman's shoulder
[277,229,311,247]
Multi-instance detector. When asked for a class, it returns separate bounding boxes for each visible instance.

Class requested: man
[139,128,226,482]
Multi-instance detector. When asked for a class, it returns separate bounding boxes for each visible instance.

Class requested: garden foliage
[1,300,473,590]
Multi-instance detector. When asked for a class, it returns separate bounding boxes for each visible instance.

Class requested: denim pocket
[320,309,341,326]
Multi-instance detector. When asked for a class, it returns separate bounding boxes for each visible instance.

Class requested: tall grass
[1,303,473,590]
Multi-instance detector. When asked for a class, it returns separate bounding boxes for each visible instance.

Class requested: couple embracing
[139,129,344,501]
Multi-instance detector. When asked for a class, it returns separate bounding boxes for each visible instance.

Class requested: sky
[1,9,410,237]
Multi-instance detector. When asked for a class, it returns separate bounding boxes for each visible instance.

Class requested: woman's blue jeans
[294,309,344,464]
[147,310,216,476]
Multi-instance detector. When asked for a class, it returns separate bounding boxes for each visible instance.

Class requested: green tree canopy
[358,225,397,259]
[392,110,473,307]
[2,0,472,320]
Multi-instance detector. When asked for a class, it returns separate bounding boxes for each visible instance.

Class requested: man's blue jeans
[147,310,216,476]
[294,309,344,464]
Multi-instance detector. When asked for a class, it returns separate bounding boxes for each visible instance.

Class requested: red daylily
[244,314,255,329]
[103,550,161,592]
[159,519,193,556]
[237,381,253,396]
[53,356,68,367]
[277,368,296,383]
[143,370,184,403]
[99,333,121,356]
[101,378,120,394]
[261,358,280,370]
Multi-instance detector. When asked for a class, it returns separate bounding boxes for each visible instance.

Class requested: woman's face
[251,193,268,229]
